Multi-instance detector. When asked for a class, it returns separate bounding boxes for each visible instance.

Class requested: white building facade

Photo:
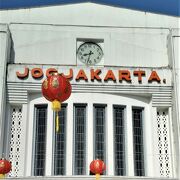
[0,2,179,180]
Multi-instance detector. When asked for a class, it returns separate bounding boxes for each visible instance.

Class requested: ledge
[6,176,178,180]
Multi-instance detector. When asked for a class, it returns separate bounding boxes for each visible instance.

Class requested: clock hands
[77,42,103,65]
[83,53,89,56]
[83,51,94,56]
[83,51,94,64]
[87,51,93,64]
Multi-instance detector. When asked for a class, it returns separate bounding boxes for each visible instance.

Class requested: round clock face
[77,42,103,65]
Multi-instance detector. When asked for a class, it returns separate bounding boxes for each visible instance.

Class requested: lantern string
[95,173,100,180]
[56,111,60,133]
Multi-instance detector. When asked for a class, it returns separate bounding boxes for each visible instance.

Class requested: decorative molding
[7,82,172,107]
[8,107,23,177]
[4,175,178,180]
[157,110,172,177]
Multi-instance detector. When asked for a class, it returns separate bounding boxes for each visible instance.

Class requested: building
[0,1,179,180]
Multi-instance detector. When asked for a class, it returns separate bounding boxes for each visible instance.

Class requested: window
[73,104,87,175]
[53,105,67,175]
[113,106,125,176]
[28,94,149,177]
[94,105,106,165]
[132,108,145,176]
[33,105,47,176]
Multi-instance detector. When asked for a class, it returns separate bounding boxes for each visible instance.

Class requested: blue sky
[0,0,179,16]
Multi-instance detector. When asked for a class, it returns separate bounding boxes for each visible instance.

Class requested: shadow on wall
[9,33,15,64]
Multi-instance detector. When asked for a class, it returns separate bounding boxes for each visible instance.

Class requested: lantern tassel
[95,173,100,180]
[0,174,5,179]
[56,111,60,133]
[52,100,61,133]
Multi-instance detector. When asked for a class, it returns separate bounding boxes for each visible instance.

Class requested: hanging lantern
[0,158,11,179]
[42,73,72,132]
[90,159,106,180]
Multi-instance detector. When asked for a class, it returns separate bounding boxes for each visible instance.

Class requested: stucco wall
[0,24,10,156]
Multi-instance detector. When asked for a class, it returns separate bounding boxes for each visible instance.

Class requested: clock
[77,42,103,65]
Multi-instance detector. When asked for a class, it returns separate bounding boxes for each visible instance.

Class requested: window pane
[54,105,67,175]
[113,106,125,176]
[132,108,145,176]
[33,105,47,176]
[74,104,86,175]
[94,105,106,164]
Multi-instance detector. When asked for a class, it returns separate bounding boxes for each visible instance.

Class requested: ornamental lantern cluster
[42,73,72,132]
[90,159,106,180]
[0,159,11,179]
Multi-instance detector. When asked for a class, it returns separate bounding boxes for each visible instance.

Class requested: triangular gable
[0,0,179,17]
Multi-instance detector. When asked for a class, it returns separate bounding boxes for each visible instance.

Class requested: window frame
[93,103,107,171]
[73,103,87,175]
[113,105,126,176]
[132,106,145,176]
[26,93,150,177]
[32,104,48,176]
[52,104,67,176]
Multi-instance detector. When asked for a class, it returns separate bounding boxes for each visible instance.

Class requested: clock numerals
[77,42,103,65]
[87,60,92,64]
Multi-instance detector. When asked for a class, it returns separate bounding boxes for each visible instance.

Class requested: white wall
[9,24,170,67]
[0,24,10,156]
[0,2,179,179]
[171,29,180,178]
[1,3,178,67]
[0,3,179,28]
[172,31,180,121]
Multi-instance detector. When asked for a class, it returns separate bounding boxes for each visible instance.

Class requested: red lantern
[0,159,11,178]
[90,159,106,180]
[42,73,72,132]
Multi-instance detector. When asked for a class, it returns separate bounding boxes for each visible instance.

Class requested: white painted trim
[45,104,53,175]
[66,102,73,175]
[168,107,175,177]
[143,101,154,176]
[87,103,93,175]
[126,105,134,176]
[107,104,114,175]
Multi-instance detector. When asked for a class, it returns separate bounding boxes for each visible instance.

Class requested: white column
[106,103,114,175]
[172,30,180,179]
[21,104,28,176]
[0,25,10,156]
[151,107,160,177]
[23,103,30,176]
[87,103,93,175]
[66,102,73,175]
[45,103,54,175]
[25,101,35,176]
[125,105,134,176]
[143,105,154,176]
[4,103,11,158]
[168,107,174,177]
